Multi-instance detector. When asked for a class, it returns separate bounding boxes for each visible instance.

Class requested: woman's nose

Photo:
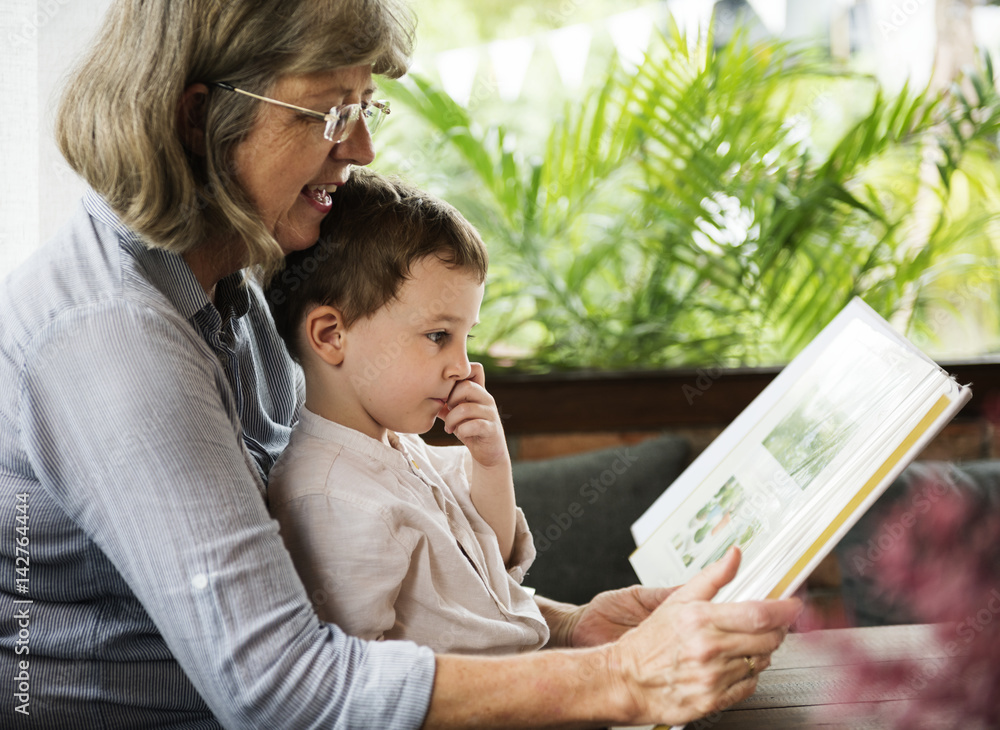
[331,118,376,167]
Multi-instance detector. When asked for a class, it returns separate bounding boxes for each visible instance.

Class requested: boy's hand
[440,363,516,563]
[437,363,509,469]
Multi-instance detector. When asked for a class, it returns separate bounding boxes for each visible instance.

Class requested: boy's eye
[427,331,448,344]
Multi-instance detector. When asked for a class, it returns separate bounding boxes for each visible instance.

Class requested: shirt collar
[296,407,413,471]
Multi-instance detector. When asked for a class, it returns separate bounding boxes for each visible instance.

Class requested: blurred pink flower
[836,480,1000,728]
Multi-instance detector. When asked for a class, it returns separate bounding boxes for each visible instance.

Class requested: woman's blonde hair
[57,0,414,277]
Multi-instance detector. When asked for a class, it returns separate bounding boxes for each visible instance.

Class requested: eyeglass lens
[323,104,386,143]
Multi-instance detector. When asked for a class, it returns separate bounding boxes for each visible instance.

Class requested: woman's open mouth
[302,184,334,212]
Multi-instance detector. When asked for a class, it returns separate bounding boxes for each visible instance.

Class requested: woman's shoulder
[9,196,185,303]
[1,197,207,369]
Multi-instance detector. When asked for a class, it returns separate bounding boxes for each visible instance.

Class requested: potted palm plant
[378,23,1000,375]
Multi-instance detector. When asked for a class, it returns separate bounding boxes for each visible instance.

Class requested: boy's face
[338,254,485,441]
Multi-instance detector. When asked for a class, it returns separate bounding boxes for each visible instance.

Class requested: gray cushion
[512,435,690,605]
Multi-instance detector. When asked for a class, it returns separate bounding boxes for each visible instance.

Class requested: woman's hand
[570,584,678,647]
[606,547,802,725]
[426,549,800,728]
[538,585,679,648]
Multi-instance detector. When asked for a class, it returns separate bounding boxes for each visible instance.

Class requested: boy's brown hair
[265,171,489,362]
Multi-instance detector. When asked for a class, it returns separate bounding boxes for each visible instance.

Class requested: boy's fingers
[446,379,491,410]
[467,362,486,387]
[451,419,491,442]
[443,403,497,434]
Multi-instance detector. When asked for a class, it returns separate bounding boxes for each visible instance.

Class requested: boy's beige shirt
[268,407,550,654]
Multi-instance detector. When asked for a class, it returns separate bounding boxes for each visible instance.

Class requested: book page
[630,306,968,596]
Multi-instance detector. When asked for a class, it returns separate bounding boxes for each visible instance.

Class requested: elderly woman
[0,1,800,727]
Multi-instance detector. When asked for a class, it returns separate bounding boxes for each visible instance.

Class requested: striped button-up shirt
[0,192,435,728]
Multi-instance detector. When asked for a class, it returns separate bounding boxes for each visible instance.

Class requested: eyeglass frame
[211,82,390,143]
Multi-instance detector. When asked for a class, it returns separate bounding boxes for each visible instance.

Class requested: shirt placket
[401,449,495,592]
[194,305,239,405]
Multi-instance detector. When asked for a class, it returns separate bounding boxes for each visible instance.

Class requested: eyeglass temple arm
[211,82,328,121]
[212,82,389,117]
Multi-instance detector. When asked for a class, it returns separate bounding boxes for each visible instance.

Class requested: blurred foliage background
[372,0,1000,371]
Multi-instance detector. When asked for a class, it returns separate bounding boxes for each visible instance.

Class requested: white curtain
[1,0,111,279]
[1,0,40,277]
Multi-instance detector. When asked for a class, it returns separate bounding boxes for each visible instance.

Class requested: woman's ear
[304,305,347,366]
[178,83,210,155]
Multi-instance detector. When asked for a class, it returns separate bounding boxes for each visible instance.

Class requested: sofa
[512,434,690,605]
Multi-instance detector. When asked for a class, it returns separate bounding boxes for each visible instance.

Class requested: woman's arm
[22,302,798,729]
[534,595,588,647]
[21,301,435,728]
[426,548,802,728]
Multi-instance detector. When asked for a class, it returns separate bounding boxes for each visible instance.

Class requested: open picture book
[629,297,972,607]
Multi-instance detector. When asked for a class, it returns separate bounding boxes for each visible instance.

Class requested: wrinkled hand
[438,363,508,469]
[567,585,679,648]
[607,547,802,726]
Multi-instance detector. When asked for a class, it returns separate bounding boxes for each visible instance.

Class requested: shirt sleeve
[271,491,414,642]
[505,508,537,583]
[18,300,435,729]
[451,444,536,583]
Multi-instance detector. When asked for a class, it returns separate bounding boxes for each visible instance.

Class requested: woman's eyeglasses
[212,82,390,143]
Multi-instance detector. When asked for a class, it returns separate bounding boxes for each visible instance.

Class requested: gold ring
[743,655,756,679]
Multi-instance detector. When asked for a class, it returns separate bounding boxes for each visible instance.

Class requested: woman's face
[232,65,377,255]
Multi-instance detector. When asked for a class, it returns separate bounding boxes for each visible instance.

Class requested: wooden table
[626,623,969,730]
[710,623,955,728]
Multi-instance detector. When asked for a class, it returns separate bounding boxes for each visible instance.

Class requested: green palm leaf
[381,21,1000,370]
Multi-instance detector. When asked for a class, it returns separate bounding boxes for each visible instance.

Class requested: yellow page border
[766,393,951,600]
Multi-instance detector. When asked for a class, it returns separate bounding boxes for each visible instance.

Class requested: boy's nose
[445,349,472,380]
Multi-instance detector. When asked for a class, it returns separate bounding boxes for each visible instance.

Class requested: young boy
[264,172,549,654]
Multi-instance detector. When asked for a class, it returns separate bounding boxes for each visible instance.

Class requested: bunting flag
[747,0,786,34]
[867,0,934,90]
[608,6,655,70]
[667,0,717,41]
[429,1,726,104]
[971,5,1000,51]
[436,46,480,107]
[488,37,535,102]
[547,23,592,90]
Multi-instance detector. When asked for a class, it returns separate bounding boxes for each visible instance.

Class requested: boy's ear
[304,305,347,366]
